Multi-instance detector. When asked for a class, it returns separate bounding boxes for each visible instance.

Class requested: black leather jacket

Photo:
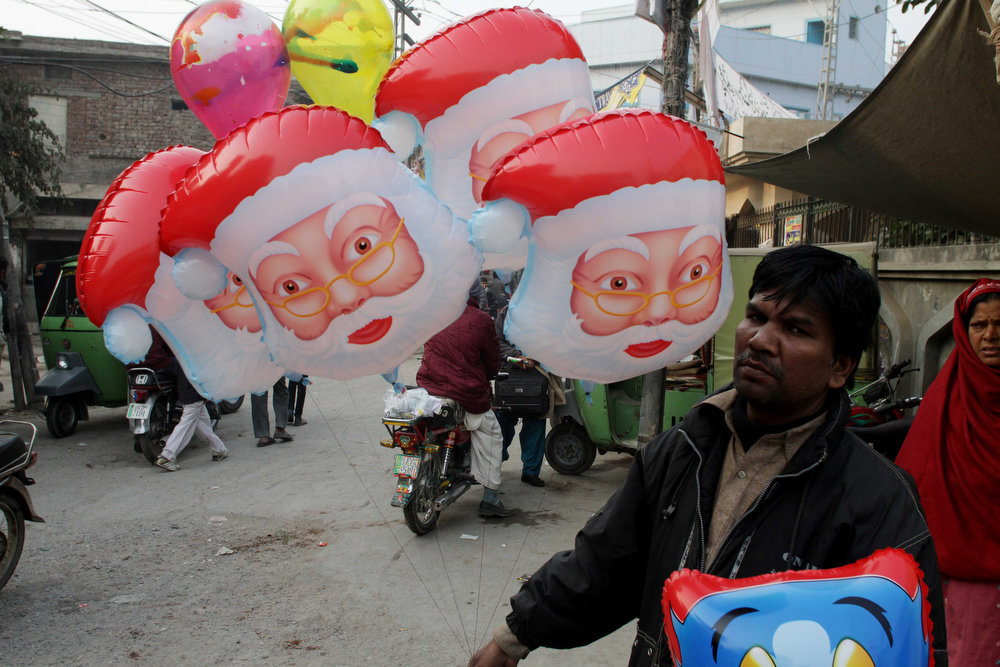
[505,388,947,665]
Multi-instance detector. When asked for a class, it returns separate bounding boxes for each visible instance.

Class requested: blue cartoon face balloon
[661,549,934,667]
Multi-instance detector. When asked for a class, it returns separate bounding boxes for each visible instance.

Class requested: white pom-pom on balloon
[103,307,153,364]
[469,198,530,255]
[171,248,228,299]
[372,110,419,160]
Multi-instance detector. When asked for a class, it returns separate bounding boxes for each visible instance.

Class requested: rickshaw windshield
[43,267,84,318]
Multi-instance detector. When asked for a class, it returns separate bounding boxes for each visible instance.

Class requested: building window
[29,95,67,148]
[746,25,771,34]
[849,16,860,39]
[171,99,189,111]
[806,19,825,44]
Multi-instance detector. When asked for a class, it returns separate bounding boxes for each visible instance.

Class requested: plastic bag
[383,387,443,419]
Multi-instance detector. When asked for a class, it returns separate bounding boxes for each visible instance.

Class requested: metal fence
[729,199,998,249]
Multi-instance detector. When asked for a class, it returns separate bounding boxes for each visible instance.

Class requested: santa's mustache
[734,350,784,379]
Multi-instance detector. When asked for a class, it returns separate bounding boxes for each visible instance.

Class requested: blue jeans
[495,410,546,476]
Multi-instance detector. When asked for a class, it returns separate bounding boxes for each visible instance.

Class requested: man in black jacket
[470,245,947,666]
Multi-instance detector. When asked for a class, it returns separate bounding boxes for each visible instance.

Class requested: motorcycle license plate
[393,454,421,479]
[126,403,151,420]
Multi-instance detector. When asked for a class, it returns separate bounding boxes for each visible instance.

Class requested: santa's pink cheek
[571,294,629,337]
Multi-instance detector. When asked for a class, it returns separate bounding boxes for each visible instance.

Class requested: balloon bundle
[77,2,737,400]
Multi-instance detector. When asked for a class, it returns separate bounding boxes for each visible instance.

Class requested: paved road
[0,354,636,665]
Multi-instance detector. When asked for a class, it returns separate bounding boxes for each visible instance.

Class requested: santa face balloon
[283,0,394,122]
[661,549,935,667]
[171,0,290,139]
[160,106,482,380]
[374,7,595,270]
[76,147,283,401]
[470,110,733,384]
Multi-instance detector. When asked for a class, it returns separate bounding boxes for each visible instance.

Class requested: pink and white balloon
[170,0,291,139]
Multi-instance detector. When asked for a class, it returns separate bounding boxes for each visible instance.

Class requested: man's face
[733,291,853,426]
[468,101,592,204]
[204,272,262,332]
[250,199,424,342]
[968,299,1000,368]
[569,228,724,358]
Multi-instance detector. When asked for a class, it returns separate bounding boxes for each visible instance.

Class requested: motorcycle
[380,397,474,536]
[126,367,245,465]
[1,420,45,591]
[126,367,182,464]
[847,359,923,460]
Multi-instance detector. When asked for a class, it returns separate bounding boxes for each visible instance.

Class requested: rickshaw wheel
[45,397,79,439]
[545,421,597,476]
[0,496,26,591]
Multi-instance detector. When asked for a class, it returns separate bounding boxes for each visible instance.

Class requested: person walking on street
[251,378,293,447]
[155,365,228,471]
[417,287,516,518]
[470,244,947,666]
[494,304,564,487]
[287,376,308,426]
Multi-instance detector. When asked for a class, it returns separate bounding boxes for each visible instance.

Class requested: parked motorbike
[847,359,923,460]
[380,397,474,536]
[1,420,45,591]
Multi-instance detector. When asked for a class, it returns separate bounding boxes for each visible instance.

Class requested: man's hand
[469,640,519,666]
[514,357,536,370]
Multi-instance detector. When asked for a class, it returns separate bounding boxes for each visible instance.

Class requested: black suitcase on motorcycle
[493,368,549,419]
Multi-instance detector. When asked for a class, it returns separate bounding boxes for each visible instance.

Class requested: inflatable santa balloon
[662,549,935,666]
[160,106,482,380]
[373,7,595,270]
[76,146,283,400]
[470,109,733,383]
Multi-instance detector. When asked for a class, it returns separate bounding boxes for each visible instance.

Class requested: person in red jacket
[417,291,516,518]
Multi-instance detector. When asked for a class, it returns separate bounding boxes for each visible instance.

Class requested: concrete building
[571,0,887,121]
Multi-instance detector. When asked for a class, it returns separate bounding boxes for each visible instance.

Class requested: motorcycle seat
[0,433,28,472]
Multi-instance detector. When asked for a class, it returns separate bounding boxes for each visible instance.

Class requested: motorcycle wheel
[0,495,26,591]
[45,396,79,439]
[544,421,598,476]
[403,453,441,536]
[216,396,244,415]
[137,397,170,464]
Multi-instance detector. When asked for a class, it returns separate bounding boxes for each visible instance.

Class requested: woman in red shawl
[896,278,1000,665]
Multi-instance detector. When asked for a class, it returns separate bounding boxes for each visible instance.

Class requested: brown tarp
[725,0,1000,236]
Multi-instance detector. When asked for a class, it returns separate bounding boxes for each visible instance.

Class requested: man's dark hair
[749,245,880,370]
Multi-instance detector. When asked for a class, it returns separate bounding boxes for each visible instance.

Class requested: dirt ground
[0,357,636,665]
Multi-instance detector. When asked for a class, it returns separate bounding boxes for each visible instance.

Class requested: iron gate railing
[729,198,998,249]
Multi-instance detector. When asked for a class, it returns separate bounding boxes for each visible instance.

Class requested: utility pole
[388,0,419,58]
[815,0,842,120]
[637,0,699,446]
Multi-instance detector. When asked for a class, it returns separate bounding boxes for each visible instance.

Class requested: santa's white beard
[145,256,283,400]
[253,230,482,380]
[506,260,734,384]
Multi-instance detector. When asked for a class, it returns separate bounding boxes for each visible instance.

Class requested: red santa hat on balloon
[373,7,595,223]
[473,109,734,382]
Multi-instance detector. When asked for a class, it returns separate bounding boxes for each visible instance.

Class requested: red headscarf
[896,278,1000,580]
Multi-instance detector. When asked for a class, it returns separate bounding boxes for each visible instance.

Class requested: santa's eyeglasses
[208,282,254,314]
[264,217,405,318]
[571,264,722,317]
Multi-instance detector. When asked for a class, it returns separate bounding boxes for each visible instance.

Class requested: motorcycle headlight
[56,354,70,370]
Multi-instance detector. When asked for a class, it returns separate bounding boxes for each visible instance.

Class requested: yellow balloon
[283,0,395,122]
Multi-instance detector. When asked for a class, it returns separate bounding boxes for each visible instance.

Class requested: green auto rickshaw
[34,258,129,438]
